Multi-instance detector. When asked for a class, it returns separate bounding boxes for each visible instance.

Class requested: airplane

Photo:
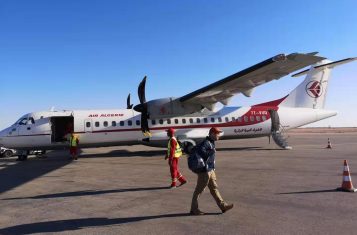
[0,52,355,161]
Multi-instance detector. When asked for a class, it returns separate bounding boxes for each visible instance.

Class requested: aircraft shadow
[0,152,71,194]
[0,213,221,234]
[277,189,338,194]
[217,147,284,151]
[0,149,163,194]
[80,149,166,158]
[3,186,170,200]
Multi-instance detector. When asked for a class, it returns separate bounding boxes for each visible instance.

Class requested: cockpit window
[14,115,29,125]
[18,118,28,125]
[29,117,35,124]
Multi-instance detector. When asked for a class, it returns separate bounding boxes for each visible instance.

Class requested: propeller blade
[133,103,142,112]
[138,76,147,104]
[127,94,133,109]
[135,76,151,137]
[141,108,148,130]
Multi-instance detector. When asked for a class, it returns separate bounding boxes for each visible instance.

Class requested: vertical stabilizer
[279,58,356,109]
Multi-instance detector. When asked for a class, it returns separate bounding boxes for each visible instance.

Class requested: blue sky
[0,0,356,129]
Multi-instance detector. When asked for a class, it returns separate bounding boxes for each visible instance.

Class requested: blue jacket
[197,137,216,172]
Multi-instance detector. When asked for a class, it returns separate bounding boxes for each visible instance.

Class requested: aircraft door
[18,117,34,136]
[84,119,93,132]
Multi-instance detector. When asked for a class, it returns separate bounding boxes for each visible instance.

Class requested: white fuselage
[0,105,336,150]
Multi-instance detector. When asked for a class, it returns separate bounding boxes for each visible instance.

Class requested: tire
[3,150,13,158]
[17,155,28,161]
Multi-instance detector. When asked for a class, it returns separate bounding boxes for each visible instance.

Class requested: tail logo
[306,81,323,98]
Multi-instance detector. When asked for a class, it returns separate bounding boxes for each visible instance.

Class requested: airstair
[269,110,292,150]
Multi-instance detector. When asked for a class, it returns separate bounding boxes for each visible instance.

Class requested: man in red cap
[165,128,187,188]
[190,127,234,215]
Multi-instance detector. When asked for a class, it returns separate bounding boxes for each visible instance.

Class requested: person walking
[190,127,234,215]
[165,128,187,188]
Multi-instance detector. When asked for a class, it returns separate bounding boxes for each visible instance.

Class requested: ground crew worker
[69,133,79,160]
[190,127,234,215]
[165,128,187,188]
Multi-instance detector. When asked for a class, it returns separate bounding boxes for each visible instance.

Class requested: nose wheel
[17,155,28,161]
[16,150,29,161]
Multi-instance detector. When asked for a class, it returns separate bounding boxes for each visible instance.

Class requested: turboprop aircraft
[0,52,355,160]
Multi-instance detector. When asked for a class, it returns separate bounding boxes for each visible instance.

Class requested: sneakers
[221,203,234,213]
[190,209,205,216]
[179,180,187,187]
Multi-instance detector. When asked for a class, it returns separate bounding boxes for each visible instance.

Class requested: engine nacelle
[146,97,203,119]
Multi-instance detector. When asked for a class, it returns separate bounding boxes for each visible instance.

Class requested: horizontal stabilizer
[292,58,357,77]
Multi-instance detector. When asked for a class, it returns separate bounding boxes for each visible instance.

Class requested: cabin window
[95,121,100,127]
[136,120,140,126]
[159,119,163,125]
[182,119,186,124]
[189,118,193,124]
[211,117,215,123]
[196,118,201,123]
[225,117,229,122]
[174,119,179,124]
[203,118,208,123]
[151,120,156,125]
[112,121,116,127]
[103,121,108,127]
[120,121,124,126]
[256,116,261,121]
[244,116,248,122]
[86,122,91,128]
[237,117,242,122]
[250,116,255,122]
[40,116,44,119]
[167,119,171,124]
[128,120,132,126]
[231,117,236,122]
[218,117,222,123]
[262,116,267,121]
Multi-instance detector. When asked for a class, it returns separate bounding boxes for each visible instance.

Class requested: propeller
[127,94,133,109]
[134,76,151,137]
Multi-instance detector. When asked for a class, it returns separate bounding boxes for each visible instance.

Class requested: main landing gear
[17,150,29,161]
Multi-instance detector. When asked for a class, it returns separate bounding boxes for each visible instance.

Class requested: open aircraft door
[50,115,74,143]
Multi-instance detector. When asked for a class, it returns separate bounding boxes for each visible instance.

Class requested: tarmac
[1,129,357,235]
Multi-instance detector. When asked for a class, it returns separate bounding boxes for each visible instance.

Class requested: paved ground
[1,130,357,234]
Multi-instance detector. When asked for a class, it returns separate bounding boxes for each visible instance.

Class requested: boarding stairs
[272,124,292,150]
[269,109,292,150]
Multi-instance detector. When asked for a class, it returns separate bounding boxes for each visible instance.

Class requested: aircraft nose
[0,129,6,146]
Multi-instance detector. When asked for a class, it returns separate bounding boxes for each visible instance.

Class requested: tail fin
[279,58,356,109]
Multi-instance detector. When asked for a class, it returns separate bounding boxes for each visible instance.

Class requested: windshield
[14,115,29,125]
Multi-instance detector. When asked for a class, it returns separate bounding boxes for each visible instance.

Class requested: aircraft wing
[179,52,326,109]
